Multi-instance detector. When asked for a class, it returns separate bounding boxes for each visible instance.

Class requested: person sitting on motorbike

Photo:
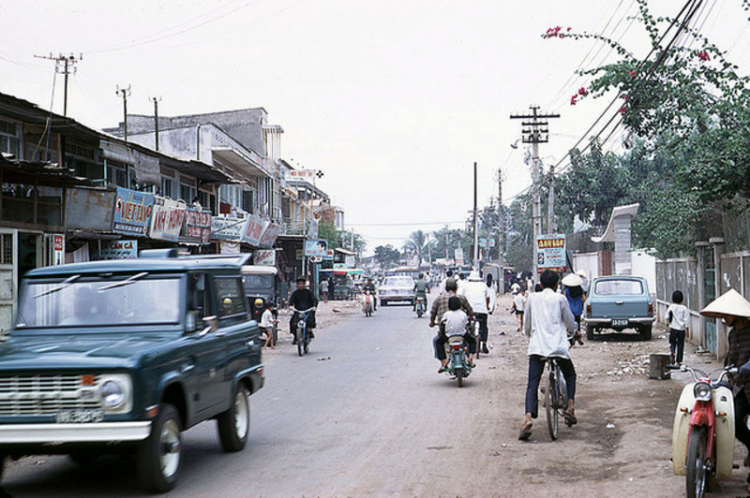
[289,276,318,344]
[700,289,750,473]
[413,273,429,312]
[459,270,493,354]
[519,270,578,441]
[429,278,474,373]
[363,277,377,312]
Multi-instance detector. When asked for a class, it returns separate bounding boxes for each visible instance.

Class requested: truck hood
[0,334,172,371]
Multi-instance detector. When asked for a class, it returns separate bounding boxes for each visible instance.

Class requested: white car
[379,276,415,306]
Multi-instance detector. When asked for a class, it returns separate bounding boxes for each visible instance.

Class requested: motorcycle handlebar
[291,307,315,314]
[668,364,738,384]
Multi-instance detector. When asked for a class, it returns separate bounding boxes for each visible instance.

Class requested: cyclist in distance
[519,270,577,441]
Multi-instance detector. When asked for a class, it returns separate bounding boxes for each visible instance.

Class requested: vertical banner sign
[454,248,464,266]
[113,187,154,236]
[53,234,64,265]
[536,234,567,273]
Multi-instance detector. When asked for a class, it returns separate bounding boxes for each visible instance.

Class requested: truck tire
[138,403,182,493]
[585,324,595,341]
[217,384,251,452]
[640,325,652,341]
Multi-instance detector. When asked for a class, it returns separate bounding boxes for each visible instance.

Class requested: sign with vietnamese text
[149,197,186,242]
[254,249,276,266]
[258,222,283,249]
[211,216,247,241]
[304,239,328,258]
[242,214,267,247]
[536,233,567,273]
[100,240,138,259]
[181,208,212,245]
[289,169,316,179]
[113,187,154,236]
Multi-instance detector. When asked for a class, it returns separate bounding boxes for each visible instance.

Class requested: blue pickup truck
[584,276,655,341]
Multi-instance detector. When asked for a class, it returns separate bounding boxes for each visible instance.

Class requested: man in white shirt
[519,270,578,441]
[459,270,493,353]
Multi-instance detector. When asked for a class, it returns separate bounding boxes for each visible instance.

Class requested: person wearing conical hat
[701,289,750,474]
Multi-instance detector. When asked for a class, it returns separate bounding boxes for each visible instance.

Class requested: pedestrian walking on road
[666,290,689,365]
[320,278,329,303]
[511,290,526,332]
[519,270,578,441]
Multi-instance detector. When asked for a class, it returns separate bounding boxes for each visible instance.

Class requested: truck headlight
[98,375,132,413]
[693,381,711,402]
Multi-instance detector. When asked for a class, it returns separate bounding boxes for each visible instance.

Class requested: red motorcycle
[671,364,737,498]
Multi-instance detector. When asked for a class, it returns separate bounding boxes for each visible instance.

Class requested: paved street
[3,293,750,497]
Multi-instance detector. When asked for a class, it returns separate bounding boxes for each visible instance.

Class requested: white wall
[631,249,657,295]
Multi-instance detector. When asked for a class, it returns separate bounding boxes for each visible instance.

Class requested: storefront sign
[181,208,212,245]
[149,197,186,242]
[304,239,328,257]
[100,240,138,260]
[242,214,267,247]
[254,249,276,266]
[113,187,154,236]
[536,233,567,273]
[324,249,334,261]
[454,248,464,266]
[258,222,283,249]
[307,219,319,239]
[211,216,247,241]
[289,169,316,179]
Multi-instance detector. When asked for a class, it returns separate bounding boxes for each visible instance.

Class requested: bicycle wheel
[546,367,559,440]
[297,327,304,356]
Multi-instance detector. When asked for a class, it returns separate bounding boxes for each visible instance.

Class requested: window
[106,160,130,188]
[214,277,247,319]
[161,177,175,199]
[0,120,19,157]
[595,279,643,296]
[180,183,196,203]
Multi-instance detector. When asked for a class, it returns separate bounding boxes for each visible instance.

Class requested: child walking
[667,290,689,365]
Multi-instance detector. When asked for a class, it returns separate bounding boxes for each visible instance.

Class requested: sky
[2,0,750,255]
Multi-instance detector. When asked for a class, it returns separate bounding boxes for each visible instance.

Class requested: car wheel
[138,403,182,493]
[640,325,652,341]
[0,454,5,482]
[585,324,595,341]
[381,300,388,307]
[217,384,251,452]
[69,452,99,465]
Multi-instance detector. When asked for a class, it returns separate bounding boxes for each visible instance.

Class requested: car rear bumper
[0,421,152,444]
[585,317,655,327]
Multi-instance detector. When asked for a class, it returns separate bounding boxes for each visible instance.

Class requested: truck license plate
[55,409,105,424]
[612,319,629,327]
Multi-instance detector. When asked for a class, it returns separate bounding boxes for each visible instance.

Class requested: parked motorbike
[444,334,472,387]
[415,296,425,318]
[671,364,737,498]
[362,291,374,317]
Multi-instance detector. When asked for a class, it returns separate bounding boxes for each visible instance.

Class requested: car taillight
[586,303,591,316]
[648,303,653,315]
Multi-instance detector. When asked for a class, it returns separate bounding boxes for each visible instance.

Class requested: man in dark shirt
[289,277,318,344]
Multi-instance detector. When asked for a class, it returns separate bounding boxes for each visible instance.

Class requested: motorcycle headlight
[693,381,712,402]
[98,375,132,413]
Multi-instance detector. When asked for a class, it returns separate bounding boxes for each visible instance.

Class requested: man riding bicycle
[519,270,578,441]
[413,273,429,312]
[289,276,318,344]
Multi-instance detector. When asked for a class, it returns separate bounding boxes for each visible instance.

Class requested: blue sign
[113,187,154,236]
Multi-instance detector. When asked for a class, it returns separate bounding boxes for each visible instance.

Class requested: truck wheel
[69,452,99,465]
[138,403,182,493]
[640,325,652,341]
[0,454,5,482]
[585,324,595,341]
[218,384,251,452]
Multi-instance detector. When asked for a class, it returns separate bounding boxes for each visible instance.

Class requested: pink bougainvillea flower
[570,95,578,106]
[619,106,627,115]
[567,27,572,31]
[620,94,629,101]
[578,87,588,96]
[629,70,636,79]
[697,51,710,61]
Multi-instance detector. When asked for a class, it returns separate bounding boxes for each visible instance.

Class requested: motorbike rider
[519,270,578,441]
[429,278,475,373]
[363,277,377,312]
[701,289,750,472]
[459,270,493,354]
[289,276,318,344]
[413,273,429,312]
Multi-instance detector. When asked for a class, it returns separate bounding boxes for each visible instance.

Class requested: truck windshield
[243,274,274,289]
[16,276,181,328]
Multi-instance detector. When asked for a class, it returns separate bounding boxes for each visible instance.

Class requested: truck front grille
[0,375,102,416]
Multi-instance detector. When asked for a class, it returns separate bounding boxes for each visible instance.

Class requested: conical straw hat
[561,273,583,287]
[701,289,750,319]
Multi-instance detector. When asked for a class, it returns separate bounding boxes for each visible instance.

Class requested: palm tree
[405,230,429,270]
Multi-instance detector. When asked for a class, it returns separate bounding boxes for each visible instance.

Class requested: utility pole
[150,97,162,151]
[497,166,504,268]
[473,162,479,269]
[35,53,82,116]
[510,105,560,278]
[548,164,556,233]
[116,85,131,140]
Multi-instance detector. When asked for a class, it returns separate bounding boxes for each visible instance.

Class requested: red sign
[53,235,64,251]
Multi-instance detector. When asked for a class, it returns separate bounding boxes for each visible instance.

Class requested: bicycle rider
[519,270,578,441]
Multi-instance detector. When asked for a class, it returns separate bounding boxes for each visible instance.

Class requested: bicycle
[544,356,573,441]
[291,307,314,356]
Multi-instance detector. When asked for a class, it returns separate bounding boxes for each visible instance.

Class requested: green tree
[405,230,429,269]
[374,245,401,270]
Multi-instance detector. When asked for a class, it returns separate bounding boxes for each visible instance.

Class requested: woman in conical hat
[702,289,750,474]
